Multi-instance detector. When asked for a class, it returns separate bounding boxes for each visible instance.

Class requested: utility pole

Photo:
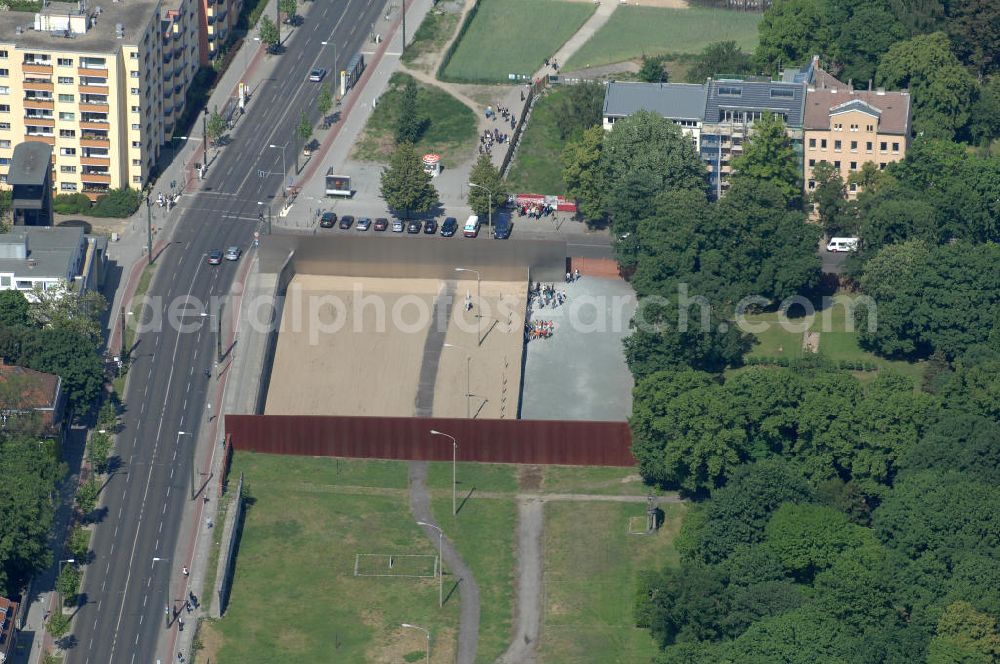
[202,109,208,171]
[276,0,281,50]
[401,0,406,53]
[216,308,223,363]
[119,306,126,361]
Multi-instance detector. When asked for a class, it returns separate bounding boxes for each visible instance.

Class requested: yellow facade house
[803,65,912,200]
[0,0,203,200]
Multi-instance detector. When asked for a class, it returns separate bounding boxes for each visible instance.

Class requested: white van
[826,237,859,252]
[463,215,480,238]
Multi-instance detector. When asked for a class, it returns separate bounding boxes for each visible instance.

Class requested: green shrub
[48,612,71,639]
[56,565,81,605]
[67,526,91,562]
[87,432,113,474]
[52,193,92,215]
[90,188,142,218]
[75,479,100,514]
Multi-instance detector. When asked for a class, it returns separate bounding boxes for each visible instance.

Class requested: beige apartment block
[201,0,243,64]
[803,71,911,199]
[0,0,206,200]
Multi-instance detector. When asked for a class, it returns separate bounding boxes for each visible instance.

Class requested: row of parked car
[320,212,469,237]
[319,213,511,239]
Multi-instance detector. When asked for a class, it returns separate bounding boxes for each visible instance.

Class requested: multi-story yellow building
[803,66,911,199]
[0,0,208,200]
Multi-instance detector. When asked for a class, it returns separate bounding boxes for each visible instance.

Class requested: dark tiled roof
[8,143,52,187]
[603,81,707,121]
[704,79,807,127]
[803,88,911,135]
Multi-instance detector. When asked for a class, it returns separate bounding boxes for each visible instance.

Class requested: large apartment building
[0,0,231,199]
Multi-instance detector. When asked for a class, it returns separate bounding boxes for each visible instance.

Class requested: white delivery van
[826,237,859,252]
[463,215,480,238]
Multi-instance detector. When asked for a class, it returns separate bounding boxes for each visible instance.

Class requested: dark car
[356,217,372,231]
[441,217,458,237]
[424,219,438,234]
[493,212,513,239]
[374,217,389,231]
[339,215,355,229]
[406,220,422,234]
[206,250,223,265]
[319,211,337,228]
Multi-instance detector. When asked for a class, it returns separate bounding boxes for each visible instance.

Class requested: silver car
[224,246,241,261]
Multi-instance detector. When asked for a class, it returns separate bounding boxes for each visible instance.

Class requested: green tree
[67,526,91,562]
[969,76,1000,146]
[205,108,226,147]
[763,503,871,582]
[899,413,1000,484]
[379,142,438,217]
[87,432,113,474]
[48,612,71,639]
[730,112,801,207]
[395,77,426,144]
[810,160,847,233]
[827,0,906,84]
[0,290,30,328]
[56,563,81,605]
[0,189,11,221]
[686,41,752,83]
[755,0,830,74]
[20,325,104,409]
[75,479,100,516]
[52,192,92,215]
[316,83,333,118]
[466,154,507,218]
[638,54,670,83]
[876,32,977,140]
[551,82,605,139]
[259,15,279,51]
[561,125,605,221]
[928,601,1000,663]
[946,0,1000,79]
[30,285,107,345]
[296,110,312,143]
[278,0,297,18]
[0,436,61,596]
[91,187,142,218]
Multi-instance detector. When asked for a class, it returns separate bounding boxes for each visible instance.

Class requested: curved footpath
[408,461,481,664]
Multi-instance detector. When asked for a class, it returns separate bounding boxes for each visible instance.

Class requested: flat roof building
[0,225,106,296]
[9,141,53,226]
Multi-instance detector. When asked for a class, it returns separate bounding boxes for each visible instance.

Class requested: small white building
[0,227,106,297]
[602,81,707,151]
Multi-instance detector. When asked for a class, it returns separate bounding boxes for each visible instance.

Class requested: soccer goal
[353,553,439,578]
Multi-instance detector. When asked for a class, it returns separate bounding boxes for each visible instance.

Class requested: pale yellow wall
[804,108,907,199]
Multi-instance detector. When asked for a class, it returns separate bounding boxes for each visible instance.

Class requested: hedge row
[744,355,880,372]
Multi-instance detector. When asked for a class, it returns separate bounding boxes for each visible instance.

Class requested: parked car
[424,219,438,234]
[339,215,355,230]
[407,220,422,234]
[391,219,405,232]
[441,217,458,237]
[463,215,480,238]
[224,246,241,261]
[206,250,223,265]
[493,212,512,239]
[826,237,859,252]
[374,217,389,231]
[319,211,337,228]
[308,68,326,82]
[356,217,372,231]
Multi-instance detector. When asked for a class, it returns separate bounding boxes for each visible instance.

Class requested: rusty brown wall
[568,257,624,279]
[225,415,635,466]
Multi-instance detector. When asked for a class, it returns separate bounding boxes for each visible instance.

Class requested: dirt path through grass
[497,496,544,663]
[409,461,482,664]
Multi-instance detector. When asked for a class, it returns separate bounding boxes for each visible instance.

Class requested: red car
[373,218,389,231]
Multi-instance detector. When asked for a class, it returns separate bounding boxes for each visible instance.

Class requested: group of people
[518,202,554,219]
[565,269,581,283]
[530,282,568,309]
[478,126,509,156]
[544,57,560,72]
[526,319,555,340]
[156,192,178,208]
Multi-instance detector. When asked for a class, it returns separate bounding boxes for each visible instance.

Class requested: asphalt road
[65,2,385,662]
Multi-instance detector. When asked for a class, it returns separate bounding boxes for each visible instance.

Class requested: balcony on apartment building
[81,182,111,194]
[23,77,54,93]
[22,56,53,75]
[24,93,55,110]
[80,131,110,147]
[77,58,108,78]
[79,79,108,94]
[80,115,109,131]
[80,95,109,112]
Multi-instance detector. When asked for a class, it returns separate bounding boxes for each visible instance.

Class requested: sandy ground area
[265,274,527,419]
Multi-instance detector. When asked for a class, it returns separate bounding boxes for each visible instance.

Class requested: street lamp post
[177,431,195,498]
[199,312,223,363]
[442,345,471,419]
[401,623,430,662]
[152,557,169,626]
[430,430,458,516]
[56,558,75,610]
[202,109,209,170]
[415,521,444,607]
[145,195,153,265]
[467,182,494,237]
[454,267,482,346]
[257,201,272,234]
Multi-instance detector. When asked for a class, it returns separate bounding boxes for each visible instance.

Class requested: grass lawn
[201,454,458,664]
[742,294,925,385]
[442,0,596,83]
[431,496,516,663]
[505,88,571,195]
[540,501,686,663]
[401,7,461,72]
[540,465,661,496]
[352,72,477,167]
[563,6,761,71]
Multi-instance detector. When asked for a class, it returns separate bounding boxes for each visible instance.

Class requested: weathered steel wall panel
[225,415,635,467]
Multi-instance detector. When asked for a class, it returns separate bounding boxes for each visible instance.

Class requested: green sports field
[442,0,597,83]
[563,6,761,71]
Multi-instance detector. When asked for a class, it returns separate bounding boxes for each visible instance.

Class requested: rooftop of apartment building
[603,81,708,121]
[0,225,85,278]
[0,363,62,411]
[0,0,159,53]
[9,143,52,187]
[803,70,911,135]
